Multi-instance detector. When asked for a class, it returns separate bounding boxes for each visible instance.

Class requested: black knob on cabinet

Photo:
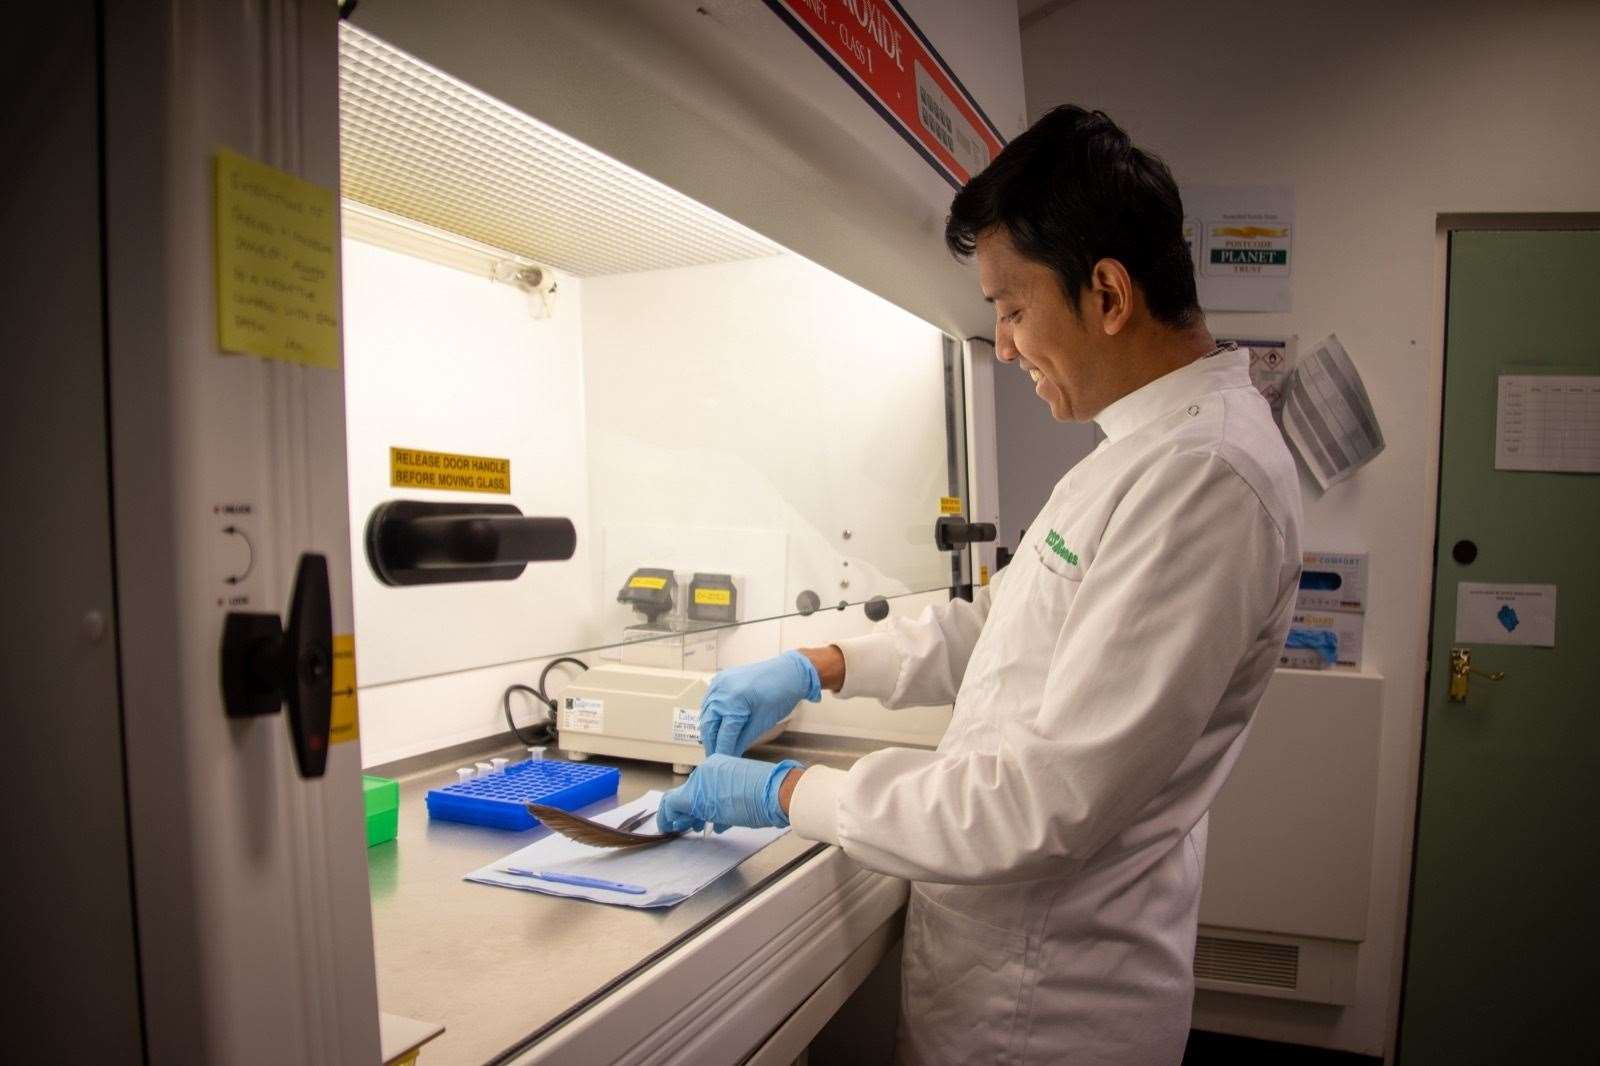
[219,553,334,778]
[864,595,890,622]
[1452,539,1478,565]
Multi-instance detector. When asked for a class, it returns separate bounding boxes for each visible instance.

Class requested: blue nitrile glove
[1285,626,1340,667]
[698,651,822,758]
[657,754,804,834]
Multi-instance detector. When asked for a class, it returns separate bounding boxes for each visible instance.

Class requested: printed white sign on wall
[1495,373,1600,473]
[1184,185,1295,312]
[1217,336,1297,415]
[1455,583,1557,647]
[1182,218,1200,273]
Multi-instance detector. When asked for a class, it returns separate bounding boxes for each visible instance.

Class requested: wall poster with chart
[1282,334,1385,490]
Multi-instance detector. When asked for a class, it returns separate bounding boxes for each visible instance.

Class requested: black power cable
[502,656,588,746]
[501,684,549,746]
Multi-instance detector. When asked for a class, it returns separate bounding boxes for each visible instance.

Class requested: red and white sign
[766,0,1005,188]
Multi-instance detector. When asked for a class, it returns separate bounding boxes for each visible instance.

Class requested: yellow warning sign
[330,634,359,745]
[214,148,340,368]
[629,575,669,590]
[1213,225,1289,239]
[390,447,511,494]
[939,496,964,515]
[694,587,732,606]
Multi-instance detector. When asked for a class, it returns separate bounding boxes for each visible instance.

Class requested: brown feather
[527,803,682,849]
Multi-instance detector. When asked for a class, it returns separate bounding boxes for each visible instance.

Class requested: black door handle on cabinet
[365,500,577,586]
[934,515,997,551]
[220,553,334,779]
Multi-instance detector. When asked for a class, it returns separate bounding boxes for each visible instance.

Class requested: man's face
[976,227,1100,422]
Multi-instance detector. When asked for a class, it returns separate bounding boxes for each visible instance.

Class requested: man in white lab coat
[659,105,1302,1064]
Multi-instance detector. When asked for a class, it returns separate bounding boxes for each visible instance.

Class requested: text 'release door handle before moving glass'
[219,553,334,778]
[1449,646,1506,704]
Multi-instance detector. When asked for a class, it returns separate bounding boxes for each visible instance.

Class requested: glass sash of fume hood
[338,24,971,692]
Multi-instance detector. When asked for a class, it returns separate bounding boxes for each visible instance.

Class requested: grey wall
[1021,0,1600,1056]
[993,356,1099,554]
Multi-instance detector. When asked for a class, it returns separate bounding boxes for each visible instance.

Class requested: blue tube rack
[425,758,620,831]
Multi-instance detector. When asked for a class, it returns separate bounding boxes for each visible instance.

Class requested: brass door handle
[1449,647,1506,703]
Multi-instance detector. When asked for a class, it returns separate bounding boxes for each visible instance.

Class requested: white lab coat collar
[1093,348,1253,442]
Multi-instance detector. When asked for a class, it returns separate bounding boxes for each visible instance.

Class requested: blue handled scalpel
[498,867,648,895]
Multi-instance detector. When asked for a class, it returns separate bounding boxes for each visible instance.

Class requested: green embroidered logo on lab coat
[1044,529,1079,567]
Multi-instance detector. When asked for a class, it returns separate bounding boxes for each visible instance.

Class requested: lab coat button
[1187,404,1201,416]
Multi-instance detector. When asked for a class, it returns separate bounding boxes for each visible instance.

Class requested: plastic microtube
[456,767,475,782]
[490,757,510,773]
[526,746,546,761]
[475,761,494,775]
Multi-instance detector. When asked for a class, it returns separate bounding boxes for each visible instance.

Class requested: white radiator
[1195,668,1384,1006]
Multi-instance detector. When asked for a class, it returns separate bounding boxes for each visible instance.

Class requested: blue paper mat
[465,790,789,908]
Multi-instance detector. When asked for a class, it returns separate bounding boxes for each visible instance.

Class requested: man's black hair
[945,105,1200,329]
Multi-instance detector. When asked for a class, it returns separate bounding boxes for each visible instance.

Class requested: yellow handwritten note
[214,148,340,368]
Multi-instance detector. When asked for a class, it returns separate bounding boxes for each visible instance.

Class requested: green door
[1400,230,1600,1064]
